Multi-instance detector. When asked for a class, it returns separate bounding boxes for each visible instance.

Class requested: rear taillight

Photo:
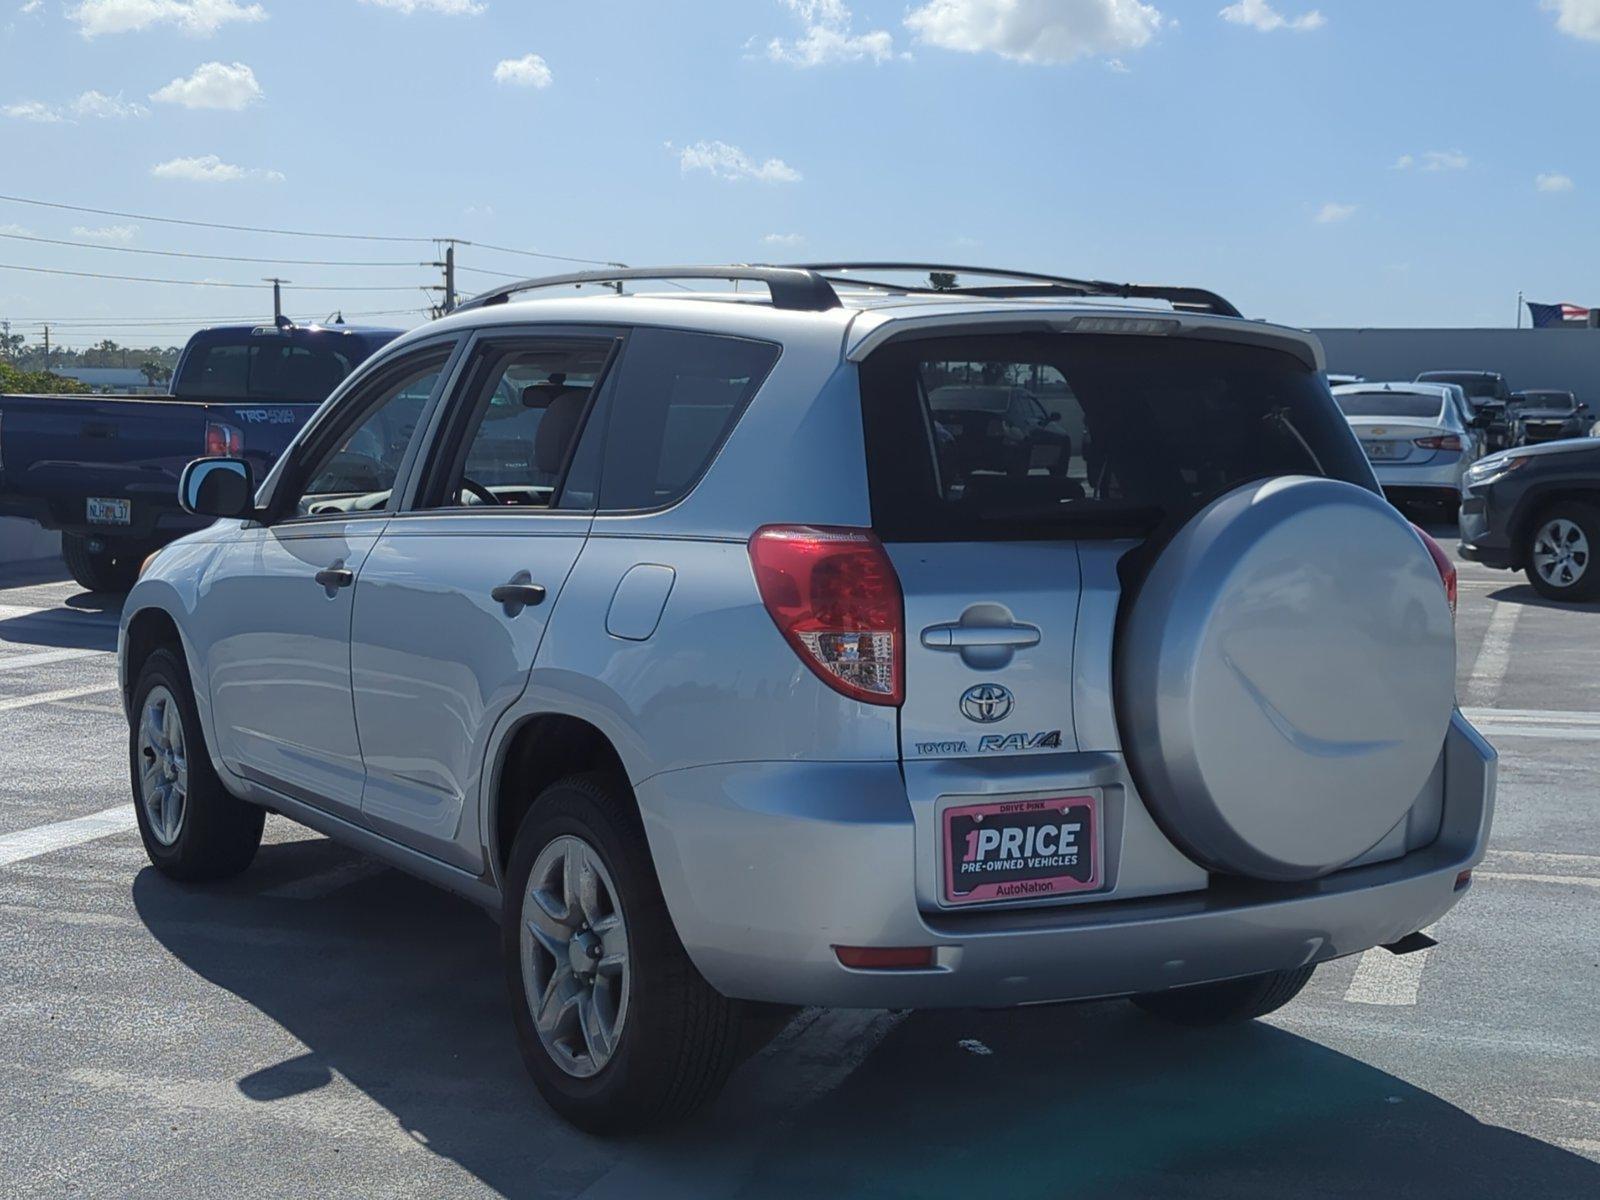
[1414,435,1462,451]
[748,524,904,706]
[1412,524,1457,615]
[204,420,244,458]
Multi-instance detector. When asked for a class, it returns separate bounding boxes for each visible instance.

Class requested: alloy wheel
[1532,518,1590,589]
[137,685,188,847]
[520,835,631,1078]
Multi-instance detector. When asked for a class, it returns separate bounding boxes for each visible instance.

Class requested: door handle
[314,566,354,589]
[921,622,1041,650]
[491,582,547,609]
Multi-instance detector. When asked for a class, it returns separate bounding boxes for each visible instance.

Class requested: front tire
[129,648,264,881]
[501,774,745,1133]
[1523,502,1600,601]
[62,533,143,593]
[1130,965,1316,1027]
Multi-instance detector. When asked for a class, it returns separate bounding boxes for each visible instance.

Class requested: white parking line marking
[0,805,137,867]
[1475,870,1600,890]
[1484,849,1600,870]
[1460,706,1600,741]
[0,647,111,673]
[0,602,117,623]
[1344,926,1435,1007]
[0,683,119,712]
[262,859,387,900]
[1464,602,1522,706]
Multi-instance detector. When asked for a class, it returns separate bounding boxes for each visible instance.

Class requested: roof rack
[453,265,842,314]
[786,262,1242,318]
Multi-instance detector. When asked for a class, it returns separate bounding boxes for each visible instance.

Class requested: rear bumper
[1372,457,1464,495]
[0,490,200,543]
[638,712,1496,1009]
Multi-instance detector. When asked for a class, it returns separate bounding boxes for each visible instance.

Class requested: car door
[349,332,621,869]
[199,343,457,818]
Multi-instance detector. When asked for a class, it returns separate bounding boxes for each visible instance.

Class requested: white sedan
[1334,382,1485,513]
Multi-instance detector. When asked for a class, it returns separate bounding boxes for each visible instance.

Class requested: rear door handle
[491,582,547,609]
[314,567,354,589]
[921,622,1041,650]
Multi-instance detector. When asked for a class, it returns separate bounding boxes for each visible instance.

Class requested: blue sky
[2,0,1597,350]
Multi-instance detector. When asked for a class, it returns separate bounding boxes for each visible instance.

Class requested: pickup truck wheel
[129,648,264,881]
[502,774,744,1134]
[1130,965,1316,1027]
[62,533,142,593]
[1522,502,1600,601]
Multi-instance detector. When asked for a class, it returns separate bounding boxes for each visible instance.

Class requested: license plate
[942,794,1100,906]
[86,497,131,525]
[1361,440,1401,461]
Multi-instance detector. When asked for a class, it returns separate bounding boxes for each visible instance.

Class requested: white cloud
[72,223,139,242]
[358,0,484,13]
[678,140,801,184]
[493,54,553,88]
[151,61,262,109]
[1537,172,1576,193]
[763,232,807,247]
[1315,202,1356,224]
[1219,0,1324,33]
[72,89,148,118]
[19,1,43,13]
[68,0,266,38]
[1543,0,1600,41]
[1394,149,1469,172]
[0,223,34,236]
[2,100,63,122]
[767,0,896,66]
[150,153,283,183]
[904,0,1164,65]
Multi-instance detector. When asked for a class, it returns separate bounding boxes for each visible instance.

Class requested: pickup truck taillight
[1412,525,1458,616]
[748,525,904,706]
[204,420,244,457]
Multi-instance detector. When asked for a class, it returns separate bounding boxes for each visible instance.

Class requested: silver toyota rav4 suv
[119,264,1495,1132]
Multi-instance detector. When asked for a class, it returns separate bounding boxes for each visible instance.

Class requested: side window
[285,354,447,517]
[423,339,616,510]
[596,329,780,511]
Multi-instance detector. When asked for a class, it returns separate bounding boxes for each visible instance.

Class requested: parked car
[0,321,401,591]
[119,264,1493,1132]
[1327,372,1366,387]
[1333,382,1483,514]
[1460,439,1600,600]
[1416,370,1516,451]
[1508,390,1591,445]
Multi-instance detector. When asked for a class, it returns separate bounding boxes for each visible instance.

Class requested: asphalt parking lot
[1,533,1597,1200]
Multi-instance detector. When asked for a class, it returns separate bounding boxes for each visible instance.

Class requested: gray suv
[119,265,1495,1132]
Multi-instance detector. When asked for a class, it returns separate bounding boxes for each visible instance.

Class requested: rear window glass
[1418,373,1504,400]
[597,329,779,511]
[859,333,1374,541]
[1335,392,1444,419]
[176,338,357,401]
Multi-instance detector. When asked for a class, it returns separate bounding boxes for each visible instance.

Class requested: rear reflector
[749,525,904,706]
[834,946,935,970]
[1412,524,1458,616]
[1455,869,1472,891]
[1414,434,1463,451]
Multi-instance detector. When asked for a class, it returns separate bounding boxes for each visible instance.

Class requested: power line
[465,239,626,269]
[0,192,432,243]
[0,231,430,268]
[0,262,427,291]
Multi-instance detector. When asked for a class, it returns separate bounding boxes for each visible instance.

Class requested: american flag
[1527,300,1592,327]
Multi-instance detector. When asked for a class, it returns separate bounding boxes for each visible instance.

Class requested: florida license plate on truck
[86,497,131,525]
[942,794,1100,906]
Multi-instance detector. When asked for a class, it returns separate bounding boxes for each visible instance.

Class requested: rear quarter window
[596,328,779,511]
[859,333,1374,541]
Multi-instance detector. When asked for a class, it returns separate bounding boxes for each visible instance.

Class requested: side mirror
[1578,402,1591,414]
[180,457,256,519]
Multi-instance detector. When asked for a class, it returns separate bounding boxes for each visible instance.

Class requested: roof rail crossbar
[453,265,842,314]
[783,261,1242,319]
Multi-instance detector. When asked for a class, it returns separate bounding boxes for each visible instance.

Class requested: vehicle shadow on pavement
[0,596,122,651]
[132,839,1600,1200]
[1481,583,1600,613]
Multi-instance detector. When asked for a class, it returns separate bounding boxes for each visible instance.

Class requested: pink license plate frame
[941,794,1101,907]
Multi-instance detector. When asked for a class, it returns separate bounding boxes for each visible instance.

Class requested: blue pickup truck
[0,321,401,590]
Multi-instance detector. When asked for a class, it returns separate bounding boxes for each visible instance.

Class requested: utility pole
[42,324,50,371]
[428,239,463,317]
[263,277,290,326]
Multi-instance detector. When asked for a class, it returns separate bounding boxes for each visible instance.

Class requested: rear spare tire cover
[1116,476,1456,882]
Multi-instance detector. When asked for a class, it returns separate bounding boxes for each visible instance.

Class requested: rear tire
[1522,501,1600,601]
[129,648,264,881]
[62,533,143,593]
[1130,965,1316,1027]
[501,773,745,1134]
